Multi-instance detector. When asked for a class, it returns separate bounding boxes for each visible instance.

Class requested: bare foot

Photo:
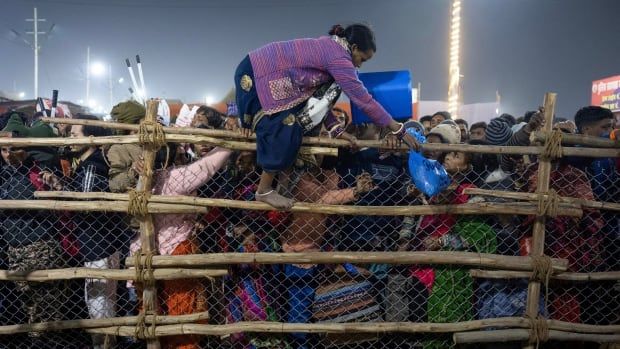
[255,190,294,210]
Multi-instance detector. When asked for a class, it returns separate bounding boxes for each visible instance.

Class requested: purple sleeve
[326,56,392,127]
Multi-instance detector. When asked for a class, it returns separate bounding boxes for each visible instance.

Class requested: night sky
[1,0,619,119]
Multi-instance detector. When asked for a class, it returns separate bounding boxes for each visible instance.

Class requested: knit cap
[110,100,146,125]
[427,122,461,144]
[486,118,513,145]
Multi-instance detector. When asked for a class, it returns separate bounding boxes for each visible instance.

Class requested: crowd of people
[0,97,618,349]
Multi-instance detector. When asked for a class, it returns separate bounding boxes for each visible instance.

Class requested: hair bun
[329,24,345,37]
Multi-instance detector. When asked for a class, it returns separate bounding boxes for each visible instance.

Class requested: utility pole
[25,7,47,99]
[108,64,113,110]
[86,46,90,104]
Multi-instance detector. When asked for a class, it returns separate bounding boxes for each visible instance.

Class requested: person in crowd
[129,133,233,349]
[419,115,432,135]
[485,118,513,147]
[430,111,451,128]
[521,149,605,324]
[454,118,469,142]
[232,22,418,210]
[1,114,75,347]
[425,151,496,349]
[280,150,375,349]
[107,101,146,193]
[423,121,461,161]
[39,115,124,349]
[469,121,487,141]
[336,124,409,253]
[572,106,619,325]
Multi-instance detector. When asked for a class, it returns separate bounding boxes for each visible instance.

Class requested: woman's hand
[40,171,63,191]
[239,127,253,138]
[386,120,421,151]
[354,172,376,196]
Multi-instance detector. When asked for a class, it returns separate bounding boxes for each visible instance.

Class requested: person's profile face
[351,45,374,69]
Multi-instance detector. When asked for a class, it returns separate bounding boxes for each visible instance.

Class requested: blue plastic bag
[405,126,451,197]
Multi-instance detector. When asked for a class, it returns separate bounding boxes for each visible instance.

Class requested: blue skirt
[234,55,304,173]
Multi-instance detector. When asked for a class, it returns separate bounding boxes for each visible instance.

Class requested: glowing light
[90,62,106,77]
[88,99,97,108]
[205,95,215,105]
[448,0,461,118]
[18,92,25,99]
[118,77,124,84]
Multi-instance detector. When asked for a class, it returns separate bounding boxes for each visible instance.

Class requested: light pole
[448,0,461,118]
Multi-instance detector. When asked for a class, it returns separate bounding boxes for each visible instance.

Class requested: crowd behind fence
[0,95,618,349]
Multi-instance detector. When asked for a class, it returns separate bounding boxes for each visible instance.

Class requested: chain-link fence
[0,105,618,349]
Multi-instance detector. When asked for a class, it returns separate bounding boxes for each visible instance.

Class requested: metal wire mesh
[0,132,618,349]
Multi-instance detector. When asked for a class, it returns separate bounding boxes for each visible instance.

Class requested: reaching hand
[39,171,63,190]
[525,107,545,133]
[355,172,376,194]
[239,127,253,138]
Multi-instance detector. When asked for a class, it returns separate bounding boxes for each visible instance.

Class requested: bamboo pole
[454,329,620,344]
[531,130,620,148]
[470,269,620,281]
[30,117,620,157]
[84,318,528,336]
[0,267,227,281]
[125,251,568,272]
[0,312,209,335]
[0,199,208,214]
[524,92,556,349]
[34,191,584,217]
[84,320,620,337]
[463,188,620,212]
[138,100,161,349]
[0,133,335,156]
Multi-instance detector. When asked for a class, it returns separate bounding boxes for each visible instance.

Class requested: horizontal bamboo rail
[125,251,568,272]
[23,118,620,157]
[463,188,620,212]
[470,269,620,281]
[0,133,336,157]
[0,200,208,214]
[0,267,227,282]
[34,191,584,217]
[453,329,620,344]
[83,319,620,337]
[531,130,620,148]
[0,312,209,335]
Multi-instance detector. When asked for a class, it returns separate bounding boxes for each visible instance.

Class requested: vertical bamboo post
[523,93,557,349]
[138,100,161,349]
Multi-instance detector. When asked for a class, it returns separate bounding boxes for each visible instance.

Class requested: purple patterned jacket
[248,35,393,127]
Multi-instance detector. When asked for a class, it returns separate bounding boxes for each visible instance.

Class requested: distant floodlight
[18,92,25,99]
[90,62,106,77]
[205,95,215,105]
[88,99,97,108]
[118,77,124,84]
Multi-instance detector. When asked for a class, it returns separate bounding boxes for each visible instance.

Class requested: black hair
[499,113,517,126]
[574,106,613,132]
[329,23,376,52]
[432,111,452,120]
[470,121,487,131]
[419,115,432,123]
[196,106,226,129]
[74,114,111,137]
[454,118,469,128]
